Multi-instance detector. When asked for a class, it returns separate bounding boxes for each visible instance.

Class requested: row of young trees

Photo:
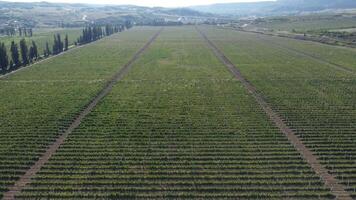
[77,26,105,45]
[0,27,33,37]
[77,24,129,45]
[0,39,39,73]
[19,28,33,37]
[51,34,69,55]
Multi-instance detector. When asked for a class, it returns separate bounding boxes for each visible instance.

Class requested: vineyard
[0,26,355,199]
[200,26,356,199]
[0,26,160,199]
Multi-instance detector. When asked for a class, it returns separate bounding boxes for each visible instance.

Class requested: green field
[249,14,356,46]
[12,26,333,199]
[0,28,82,56]
[255,15,356,33]
[1,25,356,199]
[0,26,160,198]
[201,26,356,198]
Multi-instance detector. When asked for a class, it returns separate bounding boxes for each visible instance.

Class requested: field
[0,28,82,56]
[0,25,355,199]
[0,26,160,199]
[201,26,356,198]
[254,14,356,33]
[246,14,356,47]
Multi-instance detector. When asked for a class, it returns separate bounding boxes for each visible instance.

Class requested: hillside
[0,1,212,29]
[190,0,356,16]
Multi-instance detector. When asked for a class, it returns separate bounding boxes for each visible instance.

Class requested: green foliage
[0,42,9,72]
[19,39,29,65]
[10,41,20,68]
[52,34,63,55]
[77,26,104,45]
[64,34,69,51]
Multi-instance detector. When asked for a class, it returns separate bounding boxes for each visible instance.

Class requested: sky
[5,0,273,7]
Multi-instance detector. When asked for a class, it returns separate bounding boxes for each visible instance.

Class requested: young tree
[53,34,63,54]
[0,43,9,72]
[64,34,69,51]
[105,24,111,36]
[9,60,13,70]
[10,41,20,68]
[52,35,58,54]
[45,42,51,57]
[57,34,63,53]
[29,46,35,63]
[31,41,38,60]
[19,39,29,65]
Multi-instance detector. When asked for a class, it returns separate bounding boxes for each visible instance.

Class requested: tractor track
[196,26,353,200]
[1,27,163,200]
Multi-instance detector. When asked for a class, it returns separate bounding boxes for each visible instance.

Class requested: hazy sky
[6,0,272,7]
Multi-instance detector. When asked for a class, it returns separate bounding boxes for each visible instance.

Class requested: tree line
[76,24,130,45]
[0,27,33,37]
[0,39,39,73]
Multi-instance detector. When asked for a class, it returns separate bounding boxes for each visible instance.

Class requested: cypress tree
[10,41,20,68]
[19,39,29,65]
[45,42,51,57]
[53,35,58,54]
[57,34,63,53]
[105,24,111,36]
[29,46,35,63]
[0,43,9,73]
[64,34,69,51]
[31,41,38,60]
[9,60,13,70]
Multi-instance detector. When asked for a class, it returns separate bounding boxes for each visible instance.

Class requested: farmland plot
[254,33,356,72]
[201,26,356,198]
[0,26,160,199]
[16,26,333,199]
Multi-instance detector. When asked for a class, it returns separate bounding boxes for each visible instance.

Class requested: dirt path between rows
[196,26,353,200]
[2,27,163,200]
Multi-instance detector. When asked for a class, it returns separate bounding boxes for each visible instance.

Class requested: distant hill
[0,1,212,28]
[190,0,356,16]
